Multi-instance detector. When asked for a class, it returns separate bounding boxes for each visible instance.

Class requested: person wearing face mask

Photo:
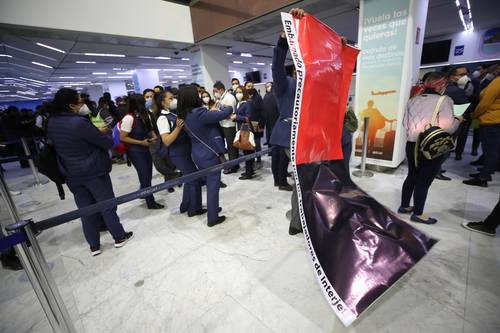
[143,88,155,110]
[201,91,215,109]
[120,94,164,210]
[234,86,255,180]
[46,88,133,256]
[463,72,500,187]
[178,85,235,227]
[399,72,462,224]
[246,86,264,168]
[213,81,239,174]
[154,90,204,216]
[231,78,240,94]
[148,92,181,192]
[480,64,498,90]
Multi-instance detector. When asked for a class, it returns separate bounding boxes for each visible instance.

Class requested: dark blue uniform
[270,37,295,187]
[160,111,202,214]
[184,106,233,224]
[235,101,254,177]
[125,112,157,208]
[47,113,126,248]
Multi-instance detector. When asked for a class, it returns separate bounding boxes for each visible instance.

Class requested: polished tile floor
[0,149,499,333]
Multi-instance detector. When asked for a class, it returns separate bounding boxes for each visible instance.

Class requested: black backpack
[415,96,455,166]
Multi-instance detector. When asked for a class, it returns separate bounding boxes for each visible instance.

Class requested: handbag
[234,121,256,151]
[415,95,455,166]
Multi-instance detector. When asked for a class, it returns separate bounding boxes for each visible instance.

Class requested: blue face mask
[145,98,153,109]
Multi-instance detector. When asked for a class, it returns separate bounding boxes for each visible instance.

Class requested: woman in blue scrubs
[154,90,204,216]
[177,86,235,227]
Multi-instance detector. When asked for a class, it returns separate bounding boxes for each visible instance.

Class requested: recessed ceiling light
[76,61,96,64]
[181,58,190,61]
[241,53,252,57]
[0,54,13,58]
[31,61,53,69]
[36,42,66,54]
[226,52,233,55]
[84,53,125,57]
[233,61,243,64]
[92,72,107,75]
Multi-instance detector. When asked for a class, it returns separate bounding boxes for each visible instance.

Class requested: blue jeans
[479,124,500,180]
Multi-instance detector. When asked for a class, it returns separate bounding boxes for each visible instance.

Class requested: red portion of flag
[294,14,359,165]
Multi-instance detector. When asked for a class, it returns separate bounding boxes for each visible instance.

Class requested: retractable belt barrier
[34,147,274,231]
[0,155,36,164]
[0,136,44,146]
[0,231,27,252]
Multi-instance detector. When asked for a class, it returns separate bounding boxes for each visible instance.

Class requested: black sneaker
[288,226,303,235]
[90,245,101,256]
[461,222,495,236]
[239,174,254,180]
[463,178,488,188]
[208,216,226,227]
[279,184,293,191]
[220,181,227,188]
[435,173,451,181]
[115,232,134,248]
[148,202,165,210]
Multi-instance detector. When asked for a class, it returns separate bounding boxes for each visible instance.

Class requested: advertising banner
[281,12,437,326]
[354,0,426,167]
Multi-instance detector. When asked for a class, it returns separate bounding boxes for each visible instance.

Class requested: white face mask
[214,91,221,99]
[78,104,91,116]
[236,93,244,101]
[202,97,210,104]
[472,70,481,79]
[457,75,471,89]
[232,84,239,91]
[169,98,177,110]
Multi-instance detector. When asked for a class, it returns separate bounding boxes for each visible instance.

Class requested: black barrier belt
[0,155,35,164]
[35,147,274,231]
[0,232,27,252]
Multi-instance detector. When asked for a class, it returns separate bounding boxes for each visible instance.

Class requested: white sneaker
[9,190,21,196]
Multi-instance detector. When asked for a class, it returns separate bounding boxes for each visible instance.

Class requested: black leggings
[401,142,443,215]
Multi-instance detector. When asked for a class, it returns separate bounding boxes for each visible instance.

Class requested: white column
[354,0,429,168]
[106,81,127,100]
[133,70,160,94]
[191,44,229,90]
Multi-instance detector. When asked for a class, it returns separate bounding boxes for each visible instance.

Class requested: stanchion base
[352,170,374,178]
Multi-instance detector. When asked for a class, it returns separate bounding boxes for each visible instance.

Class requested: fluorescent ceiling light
[226,52,233,55]
[154,56,171,60]
[32,61,53,69]
[233,61,243,64]
[36,42,66,54]
[76,61,96,64]
[250,62,265,65]
[113,68,127,70]
[163,69,184,72]
[92,72,107,75]
[4,44,56,61]
[178,76,187,78]
[84,53,125,57]
[164,76,173,78]
[172,81,179,83]
[0,90,10,93]
[241,53,252,57]
[0,54,12,58]
[106,76,131,79]
[117,71,135,75]
[59,76,75,79]
[181,58,190,61]
[20,77,45,84]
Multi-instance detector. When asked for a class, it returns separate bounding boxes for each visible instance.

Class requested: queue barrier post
[6,221,76,333]
[20,137,42,185]
[352,117,374,178]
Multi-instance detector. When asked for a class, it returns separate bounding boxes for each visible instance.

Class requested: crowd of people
[0,8,498,269]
